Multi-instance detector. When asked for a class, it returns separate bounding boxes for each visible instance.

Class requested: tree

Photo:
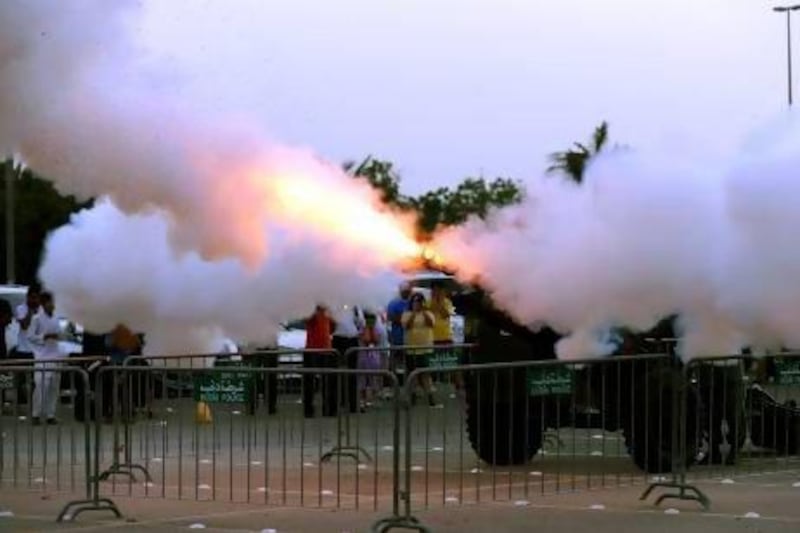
[410,177,523,234]
[344,156,409,208]
[546,121,609,184]
[0,160,91,285]
[347,156,524,237]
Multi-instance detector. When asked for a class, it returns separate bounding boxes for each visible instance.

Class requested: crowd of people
[1,284,66,424]
[1,284,143,424]
[302,280,458,416]
[1,280,460,423]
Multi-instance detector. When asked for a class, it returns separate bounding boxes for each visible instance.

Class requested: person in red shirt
[303,305,336,417]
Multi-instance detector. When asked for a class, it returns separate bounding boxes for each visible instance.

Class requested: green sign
[194,363,253,404]
[428,349,461,369]
[527,366,574,397]
[774,359,800,386]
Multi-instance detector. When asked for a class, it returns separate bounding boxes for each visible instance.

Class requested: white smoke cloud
[38,200,400,354]
[435,113,800,360]
[0,1,411,354]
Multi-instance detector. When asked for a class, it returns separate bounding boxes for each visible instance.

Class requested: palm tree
[546,121,609,184]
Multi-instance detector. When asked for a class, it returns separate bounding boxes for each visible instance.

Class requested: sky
[131,0,786,195]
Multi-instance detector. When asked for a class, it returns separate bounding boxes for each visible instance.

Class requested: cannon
[447,284,799,473]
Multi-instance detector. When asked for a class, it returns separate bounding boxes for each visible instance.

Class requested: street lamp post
[773,5,800,106]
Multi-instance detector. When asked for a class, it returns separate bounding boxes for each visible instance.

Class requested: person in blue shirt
[386,282,411,379]
[387,282,412,346]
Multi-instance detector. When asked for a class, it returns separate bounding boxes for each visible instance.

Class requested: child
[358,311,387,410]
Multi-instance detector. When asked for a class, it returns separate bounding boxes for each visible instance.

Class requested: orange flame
[267,174,423,265]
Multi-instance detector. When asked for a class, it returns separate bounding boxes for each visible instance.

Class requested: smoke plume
[1,1,412,353]
[435,114,800,360]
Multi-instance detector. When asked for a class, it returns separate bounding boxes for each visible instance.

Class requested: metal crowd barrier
[54,352,402,521]
[3,347,800,526]
[374,351,698,532]
[642,352,800,508]
[0,364,120,521]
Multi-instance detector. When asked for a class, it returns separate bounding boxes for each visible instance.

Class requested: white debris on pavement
[529,471,543,477]
[589,504,605,510]
[744,512,761,519]
[514,500,530,507]
[321,490,334,496]
[188,524,206,529]
[198,484,211,490]
[721,478,735,484]
[411,465,424,472]
[0,510,14,518]
[664,508,680,515]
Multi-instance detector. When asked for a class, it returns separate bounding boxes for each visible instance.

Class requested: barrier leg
[320,409,373,463]
[97,376,151,482]
[640,366,710,510]
[57,367,124,522]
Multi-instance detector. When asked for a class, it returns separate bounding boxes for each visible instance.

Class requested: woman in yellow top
[402,292,438,406]
[430,282,464,392]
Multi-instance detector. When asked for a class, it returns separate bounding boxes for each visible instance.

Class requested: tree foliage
[546,121,609,184]
[1,159,91,285]
[348,155,523,236]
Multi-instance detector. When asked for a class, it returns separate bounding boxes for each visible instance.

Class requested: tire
[749,386,800,455]
[623,365,698,474]
[466,395,543,466]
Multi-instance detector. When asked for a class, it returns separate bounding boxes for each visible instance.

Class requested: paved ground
[1,471,799,532]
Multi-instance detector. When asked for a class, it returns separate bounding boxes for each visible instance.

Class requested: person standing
[0,299,12,410]
[357,311,388,410]
[13,284,41,405]
[402,293,437,406]
[103,324,144,421]
[0,299,10,359]
[28,292,63,425]
[430,281,463,391]
[386,283,411,382]
[304,305,336,417]
[332,305,365,414]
